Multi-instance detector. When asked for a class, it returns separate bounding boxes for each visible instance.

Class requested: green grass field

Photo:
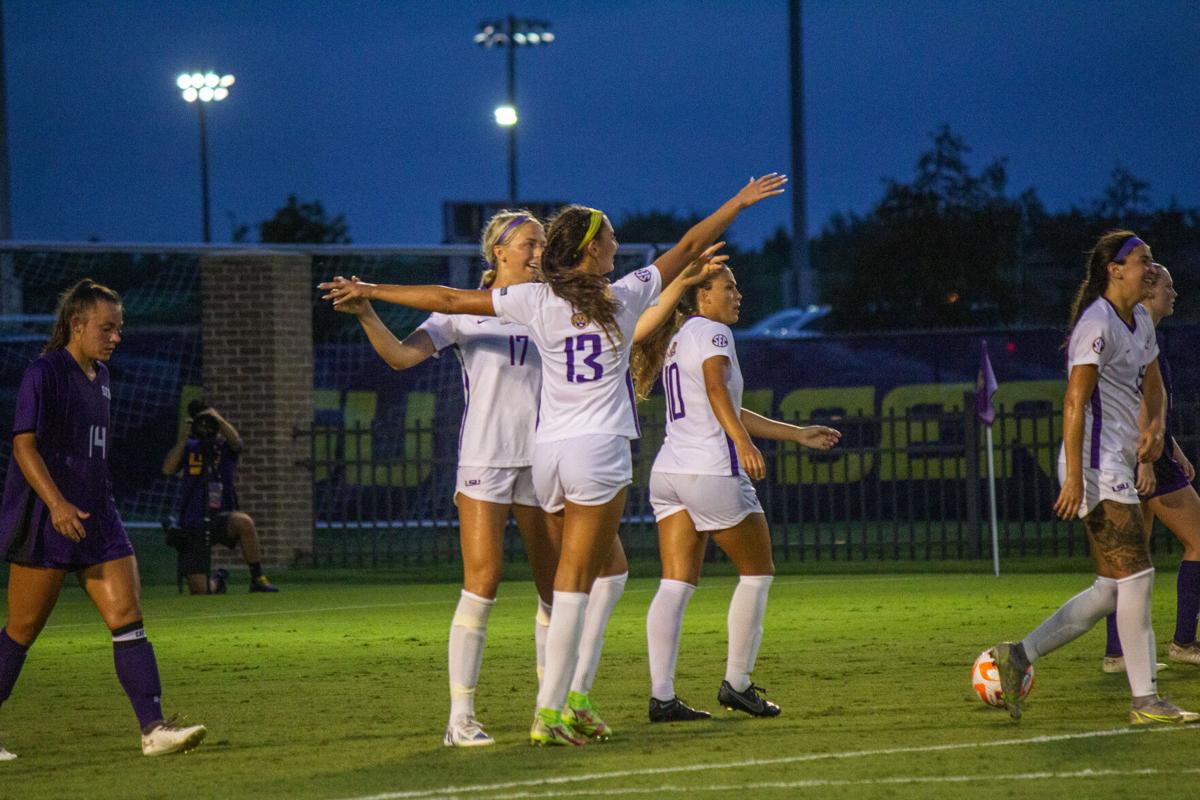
[2,566,1199,800]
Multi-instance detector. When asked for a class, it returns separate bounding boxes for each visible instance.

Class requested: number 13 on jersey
[565,334,604,383]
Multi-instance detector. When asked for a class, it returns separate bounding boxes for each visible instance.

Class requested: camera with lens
[188,399,220,441]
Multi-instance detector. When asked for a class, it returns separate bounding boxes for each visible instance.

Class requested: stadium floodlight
[494,105,518,127]
[176,71,236,242]
[474,15,553,204]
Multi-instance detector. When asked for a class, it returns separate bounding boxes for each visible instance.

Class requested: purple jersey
[176,438,239,528]
[0,349,132,568]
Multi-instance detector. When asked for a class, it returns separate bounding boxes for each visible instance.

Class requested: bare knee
[4,619,45,647]
[463,565,502,599]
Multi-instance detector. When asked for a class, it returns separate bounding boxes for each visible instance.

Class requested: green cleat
[529,707,587,747]
[564,691,612,741]
[1129,697,1200,725]
[992,642,1028,722]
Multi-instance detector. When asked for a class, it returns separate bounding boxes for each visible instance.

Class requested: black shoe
[649,696,712,723]
[210,568,229,595]
[718,680,780,717]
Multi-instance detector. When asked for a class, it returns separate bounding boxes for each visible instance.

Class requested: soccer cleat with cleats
[717,680,780,717]
[0,741,15,762]
[141,717,207,756]
[1102,654,1167,673]
[993,642,1029,721]
[1129,696,1200,725]
[529,707,587,746]
[649,695,712,723]
[443,716,494,747]
[564,691,611,740]
[250,575,279,593]
[1169,640,1200,666]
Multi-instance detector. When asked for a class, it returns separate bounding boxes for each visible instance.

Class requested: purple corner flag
[976,339,998,425]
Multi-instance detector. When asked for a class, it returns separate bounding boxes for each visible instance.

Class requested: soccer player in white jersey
[331,211,565,747]
[321,173,788,744]
[992,231,1199,725]
[630,265,839,722]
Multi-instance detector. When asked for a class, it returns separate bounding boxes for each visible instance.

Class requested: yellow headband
[575,209,604,253]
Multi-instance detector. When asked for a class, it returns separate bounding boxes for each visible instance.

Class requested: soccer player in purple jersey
[991,232,1198,725]
[0,280,206,760]
[1103,264,1200,670]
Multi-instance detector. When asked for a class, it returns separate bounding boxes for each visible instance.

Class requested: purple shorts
[2,495,134,571]
[1148,454,1192,499]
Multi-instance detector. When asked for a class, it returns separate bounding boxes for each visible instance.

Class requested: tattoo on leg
[1085,501,1152,573]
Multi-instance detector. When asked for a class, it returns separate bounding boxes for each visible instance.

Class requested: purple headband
[495,215,531,249]
[1113,236,1145,264]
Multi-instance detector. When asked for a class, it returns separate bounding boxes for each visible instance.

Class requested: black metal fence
[301,397,1199,568]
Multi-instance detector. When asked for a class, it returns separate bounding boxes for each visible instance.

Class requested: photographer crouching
[162,400,279,594]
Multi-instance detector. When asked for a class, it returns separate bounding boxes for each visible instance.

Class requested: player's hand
[1136,461,1157,498]
[734,437,766,481]
[49,499,89,542]
[1137,424,1165,462]
[318,275,376,311]
[677,243,730,287]
[1177,445,1195,482]
[796,425,841,450]
[733,173,788,209]
[1053,476,1083,521]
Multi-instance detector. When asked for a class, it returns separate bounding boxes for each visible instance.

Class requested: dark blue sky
[5,1,1199,247]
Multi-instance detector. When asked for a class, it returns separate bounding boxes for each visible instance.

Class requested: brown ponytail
[44,278,122,353]
[542,205,621,345]
[1065,229,1139,340]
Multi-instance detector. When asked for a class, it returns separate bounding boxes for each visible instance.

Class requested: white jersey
[418,312,541,467]
[1059,298,1158,475]
[492,265,662,443]
[652,316,744,476]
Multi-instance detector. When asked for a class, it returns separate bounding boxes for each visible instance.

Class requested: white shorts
[532,434,632,513]
[1057,458,1139,518]
[649,471,764,532]
[455,465,539,507]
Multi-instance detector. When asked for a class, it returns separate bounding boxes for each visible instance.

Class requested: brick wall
[199,251,313,568]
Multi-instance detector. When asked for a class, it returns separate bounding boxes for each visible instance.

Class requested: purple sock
[1175,560,1200,645]
[111,622,163,730]
[0,628,30,708]
[1104,611,1123,657]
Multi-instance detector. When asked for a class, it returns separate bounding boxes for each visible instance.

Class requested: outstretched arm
[741,409,841,450]
[633,245,728,344]
[320,276,495,317]
[330,286,438,371]
[654,174,786,286]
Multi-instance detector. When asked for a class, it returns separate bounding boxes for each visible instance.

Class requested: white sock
[1022,575,1118,662]
[647,579,695,701]
[570,572,628,696]
[534,597,552,684]
[1116,568,1157,698]
[535,591,588,711]
[448,590,494,723]
[725,575,773,692]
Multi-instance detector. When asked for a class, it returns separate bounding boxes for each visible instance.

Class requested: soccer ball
[971,648,1034,708]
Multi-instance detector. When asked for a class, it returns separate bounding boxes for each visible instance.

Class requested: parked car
[734,305,832,339]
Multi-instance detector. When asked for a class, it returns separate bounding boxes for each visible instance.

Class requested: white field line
[38,573,934,631]
[335,725,1198,800]
[438,766,1200,800]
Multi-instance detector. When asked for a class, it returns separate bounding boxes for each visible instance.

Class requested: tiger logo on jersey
[571,312,590,329]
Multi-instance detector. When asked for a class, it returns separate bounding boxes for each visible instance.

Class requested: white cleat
[0,744,15,761]
[141,719,207,756]
[1101,656,1167,674]
[1168,641,1200,666]
[443,716,494,747]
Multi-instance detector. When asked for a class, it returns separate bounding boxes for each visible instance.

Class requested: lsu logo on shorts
[634,268,652,282]
[571,312,589,329]
[712,334,729,347]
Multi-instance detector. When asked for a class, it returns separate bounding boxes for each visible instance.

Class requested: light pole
[177,71,235,243]
[475,17,553,205]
